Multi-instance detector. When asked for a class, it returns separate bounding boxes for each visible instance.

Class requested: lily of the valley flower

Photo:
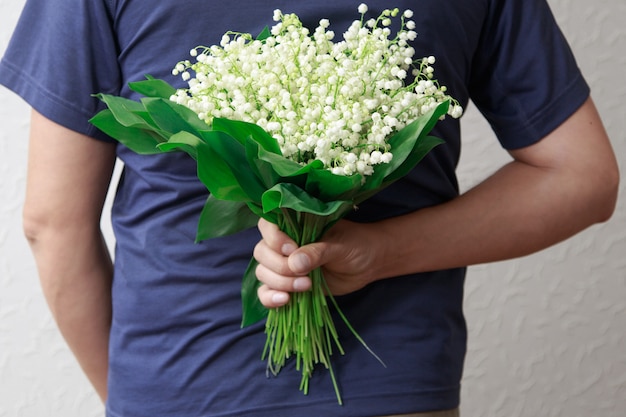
[171,5,462,178]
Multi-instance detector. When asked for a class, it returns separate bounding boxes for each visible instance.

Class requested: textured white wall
[0,1,624,416]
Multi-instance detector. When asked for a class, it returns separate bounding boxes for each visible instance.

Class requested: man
[1,0,619,416]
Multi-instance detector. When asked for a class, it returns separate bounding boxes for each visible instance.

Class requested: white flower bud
[370,151,382,164]
[380,152,393,163]
[266,121,281,131]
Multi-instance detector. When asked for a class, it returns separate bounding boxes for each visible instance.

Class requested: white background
[1,1,624,416]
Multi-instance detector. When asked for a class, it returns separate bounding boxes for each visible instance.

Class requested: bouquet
[91,4,462,404]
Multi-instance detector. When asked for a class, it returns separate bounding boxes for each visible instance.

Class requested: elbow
[21,205,106,315]
[22,203,62,248]
[599,165,620,222]
[591,160,620,224]
[23,207,47,247]
[22,208,62,312]
[22,201,95,245]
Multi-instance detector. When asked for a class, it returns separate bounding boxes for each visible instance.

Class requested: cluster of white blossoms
[171,4,463,176]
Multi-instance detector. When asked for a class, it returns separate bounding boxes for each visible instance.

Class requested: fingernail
[281,242,297,256]
[271,293,289,304]
[293,277,311,291]
[290,253,310,273]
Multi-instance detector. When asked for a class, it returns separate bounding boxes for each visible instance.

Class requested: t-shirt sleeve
[0,0,121,142]
[469,0,590,149]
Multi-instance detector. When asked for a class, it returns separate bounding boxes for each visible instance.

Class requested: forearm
[26,224,113,402]
[372,157,616,280]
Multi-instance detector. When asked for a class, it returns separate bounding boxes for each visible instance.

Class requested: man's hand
[254,218,385,308]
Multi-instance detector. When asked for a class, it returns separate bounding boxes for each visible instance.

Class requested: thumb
[287,242,328,275]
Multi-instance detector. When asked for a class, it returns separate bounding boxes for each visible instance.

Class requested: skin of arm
[23,110,117,402]
[254,97,620,307]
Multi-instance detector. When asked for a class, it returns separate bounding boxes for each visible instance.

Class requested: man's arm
[254,97,620,305]
[23,110,116,402]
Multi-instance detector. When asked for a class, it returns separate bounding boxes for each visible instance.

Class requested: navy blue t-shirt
[1,1,589,416]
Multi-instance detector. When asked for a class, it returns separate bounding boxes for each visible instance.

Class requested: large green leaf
[357,101,448,197]
[262,183,350,217]
[89,109,167,154]
[240,258,268,327]
[247,201,278,225]
[159,131,250,201]
[212,118,282,154]
[143,97,211,134]
[258,149,324,178]
[128,76,177,99]
[202,131,267,203]
[380,101,449,184]
[386,134,444,183]
[304,168,363,202]
[196,196,258,241]
[157,130,204,160]
[254,147,328,192]
[246,140,281,189]
[94,94,157,129]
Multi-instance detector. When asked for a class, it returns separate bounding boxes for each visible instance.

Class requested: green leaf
[304,168,363,202]
[358,101,448,197]
[128,76,177,99]
[157,130,203,160]
[389,134,445,181]
[159,131,250,201]
[94,94,156,128]
[247,201,278,225]
[385,101,448,173]
[246,140,281,188]
[256,26,271,41]
[212,118,281,154]
[262,183,350,217]
[256,149,325,191]
[89,109,167,154]
[201,131,267,202]
[196,196,259,241]
[241,258,268,327]
[142,97,211,134]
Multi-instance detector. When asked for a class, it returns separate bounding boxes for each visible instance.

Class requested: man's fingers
[253,239,294,277]
[257,284,290,308]
[257,218,297,256]
[255,263,312,293]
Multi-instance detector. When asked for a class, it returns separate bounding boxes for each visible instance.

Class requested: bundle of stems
[262,210,383,404]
